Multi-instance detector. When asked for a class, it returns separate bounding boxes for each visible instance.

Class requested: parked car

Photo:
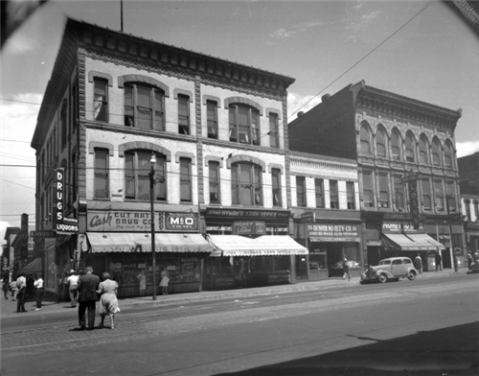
[361,257,418,284]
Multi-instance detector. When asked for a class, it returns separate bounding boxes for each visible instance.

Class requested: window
[362,171,374,207]
[94,78,108,122]
[296,176,306,207]
[71,154,77,205]
[421,178,432,210]
[393,175,405,210]
[329,180,339,209]
[405,133,415,162]
[465,200,471,221]
[315,179,324,208]
[432,139,442,166]
[269,113,279,148]
[434,180,444,211]
[178,95,190,135]
[392,259,403,265]
[209,162,220,204]
[444,142,454,168]
[376,127,387,157]
[180,158,192,202]
[61,100,67,148]
[419,136,429,164]
[347,182,355,209]
[71,84,78,131]
[378,173,389,208]
[94,149,109,198]
[446,182,456,212]
[474,201,479,220]
[272,169,282,207]
[359,123,372,155]
[391,129,401,160]
[124,83,164,130]
[206,100,218,139]
[125,151,166,201]
[229,104,260,145]
[231,163,262,206]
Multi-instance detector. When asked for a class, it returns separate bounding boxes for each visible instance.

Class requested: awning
[208,235,308,257]
[20,257,42,274]
[87,233,214,253]
[382,233,445,251]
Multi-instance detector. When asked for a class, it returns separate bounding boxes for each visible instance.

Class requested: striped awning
[383,233,445,252]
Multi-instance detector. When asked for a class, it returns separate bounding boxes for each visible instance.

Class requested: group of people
[467,250,479,269]
[1,273,44,312]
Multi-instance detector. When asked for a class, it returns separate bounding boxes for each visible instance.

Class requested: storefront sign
[30,230,57,238]
[205,208,290,222]
[307,223,361,242]
[409,180,420,229]
[20,213,29,259]
[53,168,79,234]
[382,222,423,233]
[165,213,198,231]
[301,212,315,222]
[233,221,266,235]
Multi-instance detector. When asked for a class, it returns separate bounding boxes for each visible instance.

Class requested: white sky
[1,0,478,242]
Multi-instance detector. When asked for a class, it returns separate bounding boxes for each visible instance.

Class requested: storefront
[465,222,479,253]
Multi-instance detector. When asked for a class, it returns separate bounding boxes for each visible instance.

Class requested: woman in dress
[136,270,146,296]
[97,272,120,329]
[159,270,169,295]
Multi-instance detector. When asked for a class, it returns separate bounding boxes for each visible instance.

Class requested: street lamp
[150,152,157,300]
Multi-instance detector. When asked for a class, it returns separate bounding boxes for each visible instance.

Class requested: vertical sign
[409,180,420,230]
[20,213,29,259]
[53,167,64,229]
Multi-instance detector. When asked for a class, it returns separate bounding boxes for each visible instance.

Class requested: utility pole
[150,153,157,300]
[120,0,124,32]
[446,195,458,272]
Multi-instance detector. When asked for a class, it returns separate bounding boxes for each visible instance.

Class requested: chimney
[297,111,304,118]
[321,94,331,102]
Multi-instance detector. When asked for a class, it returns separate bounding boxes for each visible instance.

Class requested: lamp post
[150,152,157,300]
[446,195,458,272]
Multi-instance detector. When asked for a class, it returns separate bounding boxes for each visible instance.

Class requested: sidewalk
[1,268,469,321]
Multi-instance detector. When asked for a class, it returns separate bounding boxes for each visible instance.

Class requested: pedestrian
[160,270,169,295]
[16,273,27,313]
[342,258,352,282]
[97,272,120,330]
[2,275,9,300]
[67,270,80,307]
[467,251,473,269]
[9,279,18,301]
[435,252,443,271]
[414,254,423,274]
[26,274,35,300]
[137,270,146,296]
[33,273,44,311]
[76,266,100,331]
[56,273,63,302]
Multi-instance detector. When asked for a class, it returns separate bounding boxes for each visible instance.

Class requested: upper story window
[269,113,279,148]
[434,180,444,212]
[421,178,432,210]
[231,163,262,206]
[209,162,220,204]
[391,129,401,160]
[315,178,324,208]
[446,181,456,212]
[125,150,166,201]
[296,176,306,207]
[180,158,192,202]
[94,78,108,122]
[444,142,454,168]
[393,175,405,210]
[229,104,260,145]
[405,133,415,162]
[94,148,109,199]
[361,170,374,208]
[419,135,429,164]
[272,168,282,207]
[61,100,67,149]
[178,95,190,135]
[347,182,355,210]
[359,123,372,155]
[376,127,387,157]
[329,180,339,209]
[207,100,218,139]
[124,83,165,131]
[473,201,479,220]
[378,173,389,208]
[465,200,471,221]
[432,138,442,166]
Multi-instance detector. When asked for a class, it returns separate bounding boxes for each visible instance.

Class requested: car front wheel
[378,274,388,283]
[407,271,417,281]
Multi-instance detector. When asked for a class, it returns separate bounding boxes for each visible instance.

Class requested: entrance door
[295,255,308,280]
[442,249,452,269]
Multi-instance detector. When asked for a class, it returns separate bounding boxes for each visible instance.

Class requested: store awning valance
[20,257,42,275]
[87,233,214,253]
[382,233,445,252]
[208,235,308,257]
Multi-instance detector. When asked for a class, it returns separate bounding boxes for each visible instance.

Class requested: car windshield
[379,260,391,265]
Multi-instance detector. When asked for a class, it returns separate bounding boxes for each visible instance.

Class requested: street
[1,274,478,376]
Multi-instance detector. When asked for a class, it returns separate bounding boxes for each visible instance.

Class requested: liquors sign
[53,168,78,234]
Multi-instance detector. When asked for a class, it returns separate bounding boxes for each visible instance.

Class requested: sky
[1,0,478,243]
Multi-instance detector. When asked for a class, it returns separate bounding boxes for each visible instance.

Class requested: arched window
[125,150,166,201]
[432,138,442,166]
[359,122,372,155]
[444,141,454,168]
[229,104,260,145]
[391,129,401,160]
[376,126,387,157]
[124,83,165,130]
[231,163,262,206]
[419,135,429,164]
[405,133,415,162]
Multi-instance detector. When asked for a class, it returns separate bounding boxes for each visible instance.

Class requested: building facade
[289,80,464,270]
[31,19,307,298]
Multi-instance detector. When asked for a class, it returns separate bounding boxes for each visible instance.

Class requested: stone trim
[204,156,224,168]
[87,71,113,86]
[265,107,282,120]
[118,74,170,97]
[224,96,264,116]
[268,163,284,174]
[175,152,196,165]
[118,141,171,161]
[202,95,221,107]
[173,88,194,102]
[89,141,114,156]
[225,154,266,170]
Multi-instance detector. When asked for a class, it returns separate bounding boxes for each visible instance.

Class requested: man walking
[414,254,423,274]
[435,252,443,271]
[67,270,80,307]
[16,273,27,313]
[76,266,100,330]
[342,258,352,282]
[33,273,44,311]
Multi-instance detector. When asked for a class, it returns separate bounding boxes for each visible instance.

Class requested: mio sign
[165,213,198,231]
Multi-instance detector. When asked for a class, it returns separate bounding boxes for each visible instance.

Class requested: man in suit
[76,266,100,330]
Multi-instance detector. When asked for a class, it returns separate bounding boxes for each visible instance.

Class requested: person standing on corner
[76,266,100,331]
[67,270,80,307]
[16,273,27,313]
[342,258,352,282]
[435,252,443,271]
[33,273,44,311]
[414,254,423,274]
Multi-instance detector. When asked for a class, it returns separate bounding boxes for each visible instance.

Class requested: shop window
[329,180,339,209]
[296,176,306,207]
[378,173,389,208]
[444,142,454,168]
[229,104,260,145]
[315,179,324,208]
[393,175,405,210]
[180,158,192,202]
[405,133,415,162]
[125,150,166,201]
[359,122,372,155]
[206,100,218,139]
[446,182,456,212]
[209,162,220,204]
[347,181,355,209]
[272,168,282,207]
[421,178,432,210]
[376,126,387,157]
[432,138,442,166]
[269,113,279,148]
[391,129,401,160]
[231,163,262,206]
[419,135,429,164]
[94,78,108,122]
[434,180,444,211]
[124,83,165,130]
[178,94,190,135]
[361,170,374,208]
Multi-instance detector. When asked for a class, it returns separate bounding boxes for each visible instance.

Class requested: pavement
[0,268,471,321]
